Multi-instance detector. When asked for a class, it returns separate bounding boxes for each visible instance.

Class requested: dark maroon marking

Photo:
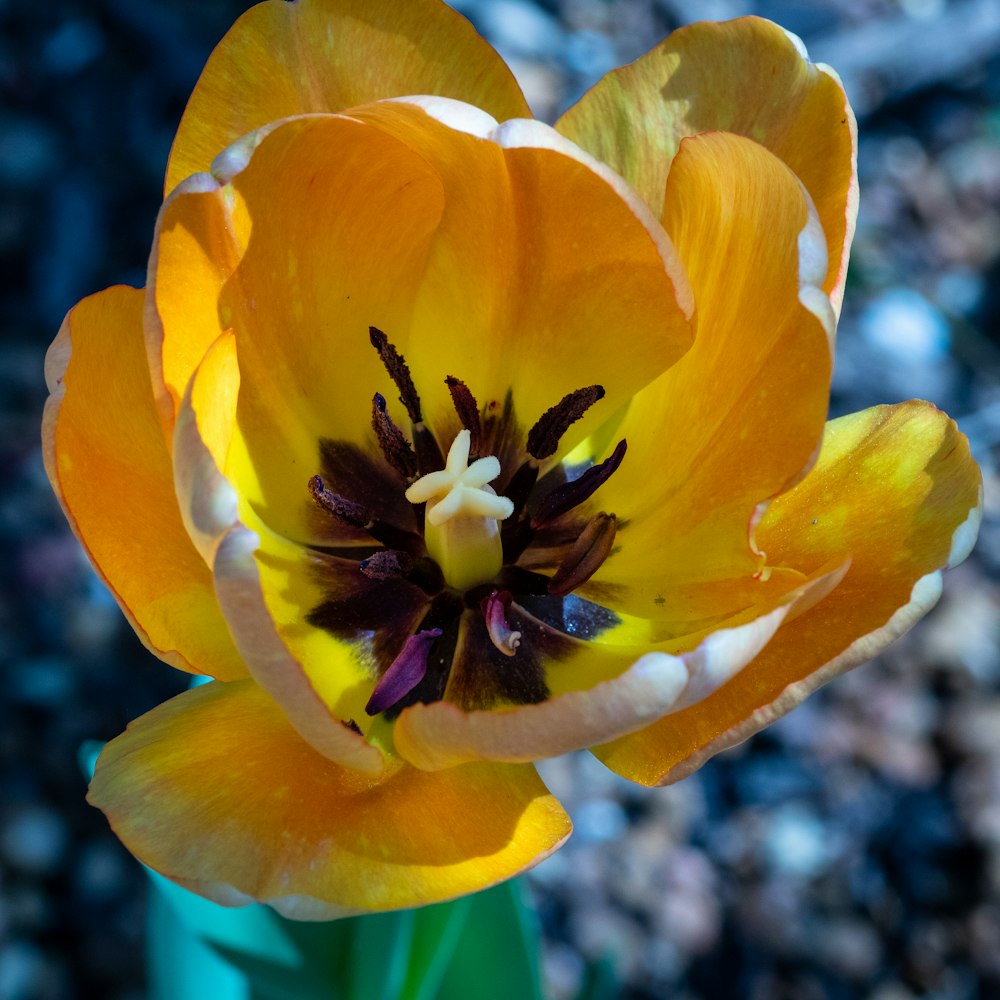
[526,385,605,460]
[371,393,418,480]
[548,513,617,597]
[445,376,482,454]
[478,391,527,495]
[445,606,552,710]
[359,549,414,580]
[369,326,422,423]
[365,628,443,715]
[502,460,539,526]
[309,475,370,528]
[411,422,445,478]
[531,439,627,528]
[481,589,521,656]
[342,718,363,735]
[306,557,430,677]
[383,592,464,718]
[315,439,422,550]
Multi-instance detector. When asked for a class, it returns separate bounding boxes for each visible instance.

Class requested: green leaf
[399,897,472,1000]
[347,908,415,1000]
[435,880,544,1000]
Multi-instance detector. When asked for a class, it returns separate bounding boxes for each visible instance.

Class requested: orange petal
[591,132,833,623]
[165,0,530,194]
[343,100,693,464]
[556,15,858,312]
[217,107,691,542]
[216,113,446,543]
[90,679,571,917]
[393,565,844,770]
[42,288,247,681]
[594,401,982,786]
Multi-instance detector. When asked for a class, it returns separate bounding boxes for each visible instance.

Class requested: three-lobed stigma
[405,430,513,590]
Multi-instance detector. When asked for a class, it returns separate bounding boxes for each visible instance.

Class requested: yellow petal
[595,401,982,786]
[42,288,247,681]
[556,15,858,312]
[592,132,833,622]
[90,679,570,917]
[165,0,530,194]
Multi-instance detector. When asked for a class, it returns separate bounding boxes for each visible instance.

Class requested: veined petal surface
[556,16,858,311]
[90,679,571,917]
[591,131,833,624]
[42,287,247,681]
[211,106,691,543]
[166,0,530,194]
[595,402,982,786]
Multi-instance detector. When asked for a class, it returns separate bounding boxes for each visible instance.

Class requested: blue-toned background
[3,1,1000,997]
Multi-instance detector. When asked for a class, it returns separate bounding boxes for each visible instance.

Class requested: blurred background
[2,0,1000,997]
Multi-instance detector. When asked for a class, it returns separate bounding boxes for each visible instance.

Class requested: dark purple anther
[526,385,605,460]
[359,549,414,580]
[309,475,371,528]
[365,628,443,715]
[445,376,482,453]
[369,326,422,424]
[371,392,419,479]
[548,513,617,597]
[532,439,627,528]
[481,589,522,657]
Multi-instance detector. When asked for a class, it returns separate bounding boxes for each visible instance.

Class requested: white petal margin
[949,481,984,567]
[389,96,694,322]
[780,25,859,320]
[650,571,945,788]
[212,525,382,776]
[172,337,384,776]
[163,871,365,922]
[395,605,790,772]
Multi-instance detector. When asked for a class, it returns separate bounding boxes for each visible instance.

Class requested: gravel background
[2,1,1000,998]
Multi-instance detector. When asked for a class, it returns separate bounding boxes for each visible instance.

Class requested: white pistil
[405,430,513,590]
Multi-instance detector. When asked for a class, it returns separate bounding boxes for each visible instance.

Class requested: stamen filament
[482,590,522,657]
[548,512,617,596]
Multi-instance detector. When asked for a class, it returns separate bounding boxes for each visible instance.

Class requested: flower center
[404,430,514,591]
[305,327,629,719]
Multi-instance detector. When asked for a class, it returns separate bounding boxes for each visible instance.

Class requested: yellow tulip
[42,0,981,918]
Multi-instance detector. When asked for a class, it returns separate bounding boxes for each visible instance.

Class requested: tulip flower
[43,0,981,919]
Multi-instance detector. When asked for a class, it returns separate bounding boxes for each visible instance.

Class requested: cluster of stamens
[307,327,627,718]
